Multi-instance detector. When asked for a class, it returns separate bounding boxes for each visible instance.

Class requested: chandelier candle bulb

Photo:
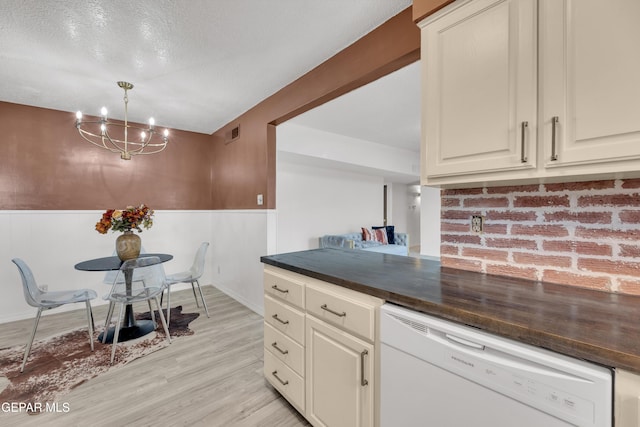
[100,106,107,118]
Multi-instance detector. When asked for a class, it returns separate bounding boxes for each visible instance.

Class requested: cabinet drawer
[264,322,305,377]
[305,282,379,342]
[264,268,305,309]
[264,348,305,414]
[264,294,305,345]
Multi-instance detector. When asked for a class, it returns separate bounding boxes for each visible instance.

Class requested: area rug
[0,305,198,413]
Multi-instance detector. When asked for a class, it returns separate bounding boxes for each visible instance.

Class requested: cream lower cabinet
[263,266,307,414]
[305,316,374,427]
[305,279,383,427]
[615,369,640,427]
[263,266,383,427]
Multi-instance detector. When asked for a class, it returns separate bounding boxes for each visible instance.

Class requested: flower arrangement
[95,204,154,234]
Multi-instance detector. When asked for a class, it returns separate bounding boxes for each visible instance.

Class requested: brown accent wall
[211,7,420,209]
[0,102,212,210]
[412,0,455,23]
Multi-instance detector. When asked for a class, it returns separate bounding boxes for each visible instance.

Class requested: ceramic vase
[115,231,141,261]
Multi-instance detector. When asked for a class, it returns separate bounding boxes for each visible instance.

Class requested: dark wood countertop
[261,248,640,374]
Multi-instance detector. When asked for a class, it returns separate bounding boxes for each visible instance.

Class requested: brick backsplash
[440,179,640,295]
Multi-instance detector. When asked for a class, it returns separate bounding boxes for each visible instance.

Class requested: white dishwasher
[380,303,612,427]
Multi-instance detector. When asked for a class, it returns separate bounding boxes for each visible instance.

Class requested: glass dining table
[74,253,173,343]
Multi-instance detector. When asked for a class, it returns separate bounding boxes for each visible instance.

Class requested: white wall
[420,185,441,259]
[406,185,422,249]
[0,209,271,323]
[209,210,273,315]
[278,123,419,180]
[276,159,384,253]
[389,183,421,250]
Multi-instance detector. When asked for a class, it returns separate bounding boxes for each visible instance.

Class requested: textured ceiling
[0,0,412,135]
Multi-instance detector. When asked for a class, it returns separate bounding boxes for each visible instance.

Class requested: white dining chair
[12,258,97,373]
[163,242,210,325]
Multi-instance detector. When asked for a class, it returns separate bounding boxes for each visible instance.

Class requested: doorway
[383,184,388,226]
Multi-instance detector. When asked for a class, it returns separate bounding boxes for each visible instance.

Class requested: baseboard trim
[211,283,264,317]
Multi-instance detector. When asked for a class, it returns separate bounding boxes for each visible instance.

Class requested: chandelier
[75,81,169,160]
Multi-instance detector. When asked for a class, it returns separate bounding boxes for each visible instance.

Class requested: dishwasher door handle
[445,333,485,350]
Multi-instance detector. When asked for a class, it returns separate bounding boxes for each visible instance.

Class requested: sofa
[319,230,409,256]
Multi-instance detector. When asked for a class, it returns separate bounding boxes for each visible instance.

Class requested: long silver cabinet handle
[272,370,289,386]
[272,314,289,325]
[520,121,528,163]
[271,284,289,294]
[551,116,559,161]
[360,350,369,386]
[272,342,289,355]
[321,304,346,317]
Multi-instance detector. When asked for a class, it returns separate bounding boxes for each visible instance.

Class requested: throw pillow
[372,228,388,244]
[373,225,395,244]
[362,227,374,241]
[385,225,395,244]
[363,227,388,244]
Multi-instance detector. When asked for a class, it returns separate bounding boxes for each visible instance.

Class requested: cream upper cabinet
[540,0,640,169]
[421,0,537,179]
[421,0,640,187]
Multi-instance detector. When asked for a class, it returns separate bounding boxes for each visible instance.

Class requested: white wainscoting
[209,210,274,316]
[0,209,271,324]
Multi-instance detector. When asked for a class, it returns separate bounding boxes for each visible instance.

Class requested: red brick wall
[440,179,640,295]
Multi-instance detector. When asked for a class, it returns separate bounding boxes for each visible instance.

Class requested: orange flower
[95,204,154,234]
[95,218,111,234]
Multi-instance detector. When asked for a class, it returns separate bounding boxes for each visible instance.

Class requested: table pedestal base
[98,320,156,344]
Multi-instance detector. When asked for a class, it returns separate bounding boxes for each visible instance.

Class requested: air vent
[225,124,240,144]
[389,313,428,335]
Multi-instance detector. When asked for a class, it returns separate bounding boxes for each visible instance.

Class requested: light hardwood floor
[1,286,310,426]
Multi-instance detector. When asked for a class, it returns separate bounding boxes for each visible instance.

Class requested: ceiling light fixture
[75,81,169,160]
